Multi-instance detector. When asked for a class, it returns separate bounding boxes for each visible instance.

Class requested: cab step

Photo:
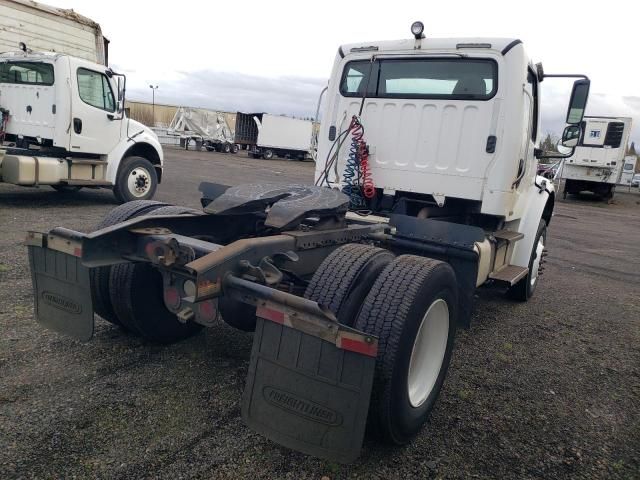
[68,158,107,166]
[493,229,524,242]
[489,265,529,285]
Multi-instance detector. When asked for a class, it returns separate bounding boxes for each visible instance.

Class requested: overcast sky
[44,0,640,143]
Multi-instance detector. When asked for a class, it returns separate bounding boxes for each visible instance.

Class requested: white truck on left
[0,49,163,202]
[0,0,163,202]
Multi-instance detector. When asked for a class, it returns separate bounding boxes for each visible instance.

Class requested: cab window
[0,62,54,85]
[340,58,498,100]
[77,68,115,112]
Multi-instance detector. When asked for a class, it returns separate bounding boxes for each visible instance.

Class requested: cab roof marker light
[411,21,425,39]
[456,43,492,49]
[350,46,379,53]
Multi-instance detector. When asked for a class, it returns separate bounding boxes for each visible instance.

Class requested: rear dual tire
[304,246,458,445]
[304,243,394,325]
[91,200,170,328]
[355,256,457,444]
[91,203,204,343]
[108,205,204,343]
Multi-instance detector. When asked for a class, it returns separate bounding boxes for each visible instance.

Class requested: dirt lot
[1,148,638,480]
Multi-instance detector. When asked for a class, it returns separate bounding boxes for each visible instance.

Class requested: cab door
[68,60,121,155]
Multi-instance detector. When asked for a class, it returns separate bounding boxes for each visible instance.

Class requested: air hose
[342,116,375,208]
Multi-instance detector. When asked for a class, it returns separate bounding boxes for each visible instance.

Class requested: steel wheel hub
[407,298,450,408]
[128,167,151,197]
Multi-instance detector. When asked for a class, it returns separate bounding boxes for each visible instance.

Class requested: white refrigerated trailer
[561,116,632,199]
[620,155,637,186]
[0,0,109,65]
[235,112,314,160]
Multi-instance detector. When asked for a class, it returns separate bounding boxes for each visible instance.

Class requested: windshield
[340,58,497,100]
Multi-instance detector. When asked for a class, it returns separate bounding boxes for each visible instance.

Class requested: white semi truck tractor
[25,23,589,463]
[0,48,163,202]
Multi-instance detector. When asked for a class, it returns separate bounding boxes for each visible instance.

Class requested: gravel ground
[1,148,639,480]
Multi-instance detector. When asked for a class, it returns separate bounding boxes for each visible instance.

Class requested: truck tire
[232,144,240,153]
[354,255,458,444]
[91,200,169,327]
[508,220,546,301]
[263,149,274,160]
[108,205,204,343]
[304,244,394,325]
[51,185,82,193]
[223,143,231,154]
[113,156,158,203]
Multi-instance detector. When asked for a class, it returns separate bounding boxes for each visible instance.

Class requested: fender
[508,175,555,268]
[104,120,164,184]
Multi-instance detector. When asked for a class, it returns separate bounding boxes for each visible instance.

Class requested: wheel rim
[530,235,545,287]
[127,166,151,197]
[407,298,450,408]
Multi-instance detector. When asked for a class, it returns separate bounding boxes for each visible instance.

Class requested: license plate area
[28,244,94,341]
[242,318,375,463]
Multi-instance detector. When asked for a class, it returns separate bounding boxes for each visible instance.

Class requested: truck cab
[316,30,588,290]
[0,50,163,202]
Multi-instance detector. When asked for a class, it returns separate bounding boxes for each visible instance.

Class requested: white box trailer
[561,116,632,199]
[0,0,108,65]
[620,155,637,186]
[235,112,313,160]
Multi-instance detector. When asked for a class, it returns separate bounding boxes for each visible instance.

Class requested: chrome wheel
[407,298,450,408]
[530,235,545,287]
[127,166,151,198]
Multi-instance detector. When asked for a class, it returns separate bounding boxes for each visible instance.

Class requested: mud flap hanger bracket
[223,274,378,356]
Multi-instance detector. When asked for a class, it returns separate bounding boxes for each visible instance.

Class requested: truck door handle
[73,118,82,134]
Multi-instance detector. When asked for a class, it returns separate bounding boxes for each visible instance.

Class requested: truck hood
[127,119,158,141]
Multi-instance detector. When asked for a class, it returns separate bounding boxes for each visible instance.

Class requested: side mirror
[566,79,590,125]
[561,125,581,148]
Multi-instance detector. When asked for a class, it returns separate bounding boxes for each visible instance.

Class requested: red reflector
[73,247,82,257]
[198,300,217,320]
[339,337,378,358]
[164,287,180,309]
[256,306,286,324]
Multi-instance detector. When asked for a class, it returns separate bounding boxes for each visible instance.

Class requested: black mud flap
[242,311,376,463]
[27,240,94,341]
